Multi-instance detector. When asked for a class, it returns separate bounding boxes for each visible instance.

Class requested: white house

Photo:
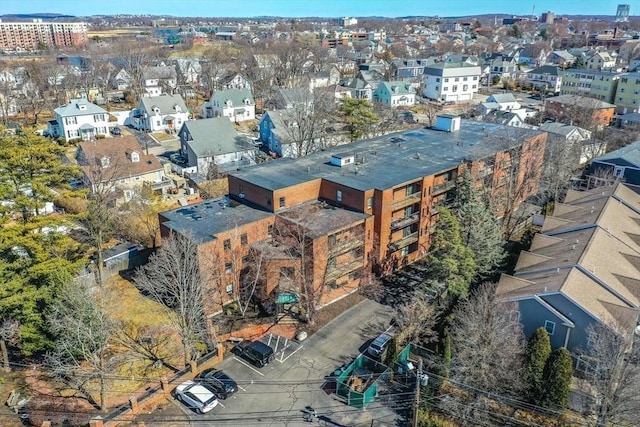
[422,62,481,102]
[132,94,190,133]
[585,51,616,71]
[205,88,255,122]
[526,65,563,94]
[485,93,521,111]
[141,65,177,97]
[47,98,110,141]
[372,81,416,107]
[539,122,597,164]
[178,117,256,176]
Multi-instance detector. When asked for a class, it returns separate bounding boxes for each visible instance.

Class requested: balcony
[392,191,421,210]
[146,179,174,191]
[432,180,456,196]
[325,258,364,283]
[388,232,419,252]
[390,213,420,231]
[329,239,364,256]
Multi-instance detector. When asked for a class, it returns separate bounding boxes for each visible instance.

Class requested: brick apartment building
[0,21,88,51]
[159,116,546,316]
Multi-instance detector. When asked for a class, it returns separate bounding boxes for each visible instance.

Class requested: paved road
[134,299,401,426]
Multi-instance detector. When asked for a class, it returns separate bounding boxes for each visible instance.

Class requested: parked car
[231,340,275,368]
[196,369,238,399]
[110,126,122,136]
[175,380,219,414]
[367,332,394,359]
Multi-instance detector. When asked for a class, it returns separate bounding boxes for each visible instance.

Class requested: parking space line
[279,344,304,363]
[217,401,225,408]
[237,385,247,392]
[232,357,265,376]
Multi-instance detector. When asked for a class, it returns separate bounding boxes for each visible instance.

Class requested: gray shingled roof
[547,95,615,109]
[179,117,252,157]
[210,88,255,106]
[529,65,560,76]
[142,65,177,80]
[140,94,188,115]
[593,139,640,166]
[54,98,107,117]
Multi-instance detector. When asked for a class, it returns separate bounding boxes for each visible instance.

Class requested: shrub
[54,196,89,214]
[417,410,457,427]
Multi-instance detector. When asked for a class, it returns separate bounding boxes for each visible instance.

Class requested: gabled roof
[54,98,107,117]
[551,50,576,61]
[140,94,188,115]
[487,93,517,104]
[339,77,371,90]
[539,122,591,140]
[498,182,640,332]
[210,88,255,106]
[142,65,177,80]
[529,65,560,76]
[547,94,615,109]
[179,117,249,157]
[592,139,640,167]
[376,81,415,96]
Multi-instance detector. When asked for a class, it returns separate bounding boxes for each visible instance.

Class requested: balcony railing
[146,179,174,190]
[329,239,363,256]
[325,258,364,283]
[390,213,420,231]
[388,232,419,252]
[432,180,456,196]
[392,191,421,209]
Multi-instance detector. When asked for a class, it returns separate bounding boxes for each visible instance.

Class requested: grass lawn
[151,132,176,142]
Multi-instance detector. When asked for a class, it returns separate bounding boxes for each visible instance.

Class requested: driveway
[137,299,402,426]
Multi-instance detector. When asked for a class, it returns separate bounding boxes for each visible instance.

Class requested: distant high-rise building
[341,17,358,27]
[0,20,88,51]
[541,11,555,24]
[616,4,630,22]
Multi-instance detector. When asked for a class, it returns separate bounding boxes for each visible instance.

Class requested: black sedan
[195,369,238,399]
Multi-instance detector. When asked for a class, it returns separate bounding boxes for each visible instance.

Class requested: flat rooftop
[278,201,371,238]
[160,197,273,243]
[230,120,544,192]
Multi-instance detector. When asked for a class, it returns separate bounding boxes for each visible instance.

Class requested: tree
[454,169,505,279]
[0,319,19,373]
[338,98,379,141]
[523,327,552,404]
[134,233,211,365]
[441,284,526,425]
[541,347,573,409]
[510,25,522,38]
[576,322,640,426]
[573,54,585,69]
[393,294,440,346]
[539,134,582,205]
[46,280,119,411]
[422,207,477,299]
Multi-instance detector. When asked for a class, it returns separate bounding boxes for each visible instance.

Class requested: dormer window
[152,106,160,114]
[174,104,182,113]
[244,98,250,105]
[130,151,140,162]
[100,156,110,168]
[226,100,233,107]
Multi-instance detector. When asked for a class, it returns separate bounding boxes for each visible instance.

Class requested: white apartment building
[422,62,481,102]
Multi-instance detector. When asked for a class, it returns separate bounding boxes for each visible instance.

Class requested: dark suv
[232,341,275,368]
[196,369,238,399]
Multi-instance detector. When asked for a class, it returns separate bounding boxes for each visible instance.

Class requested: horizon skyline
[0,0,633,19]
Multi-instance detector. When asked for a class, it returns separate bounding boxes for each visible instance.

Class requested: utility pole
[412,358,423,427]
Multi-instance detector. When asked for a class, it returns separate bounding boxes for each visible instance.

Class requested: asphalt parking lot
[135,299,401,426]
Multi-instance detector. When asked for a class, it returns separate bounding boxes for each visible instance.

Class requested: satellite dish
[635,325,640,336]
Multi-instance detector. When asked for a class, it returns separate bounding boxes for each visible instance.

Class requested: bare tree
[393,295,439,347]
[576,322,640,427]
[46,280,119,411]
[134,233,212,365]
[0,318,19,373]
[539,134,582,204]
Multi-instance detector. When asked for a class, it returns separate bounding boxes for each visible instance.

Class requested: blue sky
[0,0,625,18]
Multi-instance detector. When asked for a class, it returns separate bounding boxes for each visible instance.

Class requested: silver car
[175,380,219,414]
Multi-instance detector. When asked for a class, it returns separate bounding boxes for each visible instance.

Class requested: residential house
[215,71,251,91]
[615,112,640,129]
[517,44,548,67]
[373,81,416,107]
[545,95,616,128]
[205,88,256,122]
[338,78,373,101]
[131,94,190,133]
[306,71,332,91]
[265,87,311,111]
[173,57,202,85]
[259,109,301,157]
[485,93,521,111]
[357,69,385,91]
[422,62,481,102]
[588,140,640,186]
[160,117,546,316]
[390,58,429,79]
[585,51,616,71]
[141,65,177,97]
[526,65,562,94]
[111,68,131,91]
[560,69,620,103]
[482,110,526,128]
[539,122,598,164]
[76,136,168,202]
[613,72,640,114]
[47,98,110,141]
[497,183,640,354]
[489,55,518,81]
[548,50,576,68]
[178,117,256,176]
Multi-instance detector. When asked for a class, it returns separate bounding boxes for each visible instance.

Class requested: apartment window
[444,78,449,82]
[454,77,459,82]
[443,87,448,91]
[268,224,274,234]
[463,77,468,81]
[337,190,342,202]
[473,76,478,80]
[225,262,233,273]
[279,197,286,207]
[435,77,440,82]
[452,85,458,92]
[226,284,233,295]
[544,320,556,336]
[223,239,231,251]
[367,197,374,209]
[463,84,468,91]
[401,246,409,257]
[240,233,248,245]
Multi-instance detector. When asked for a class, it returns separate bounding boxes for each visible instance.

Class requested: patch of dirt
[305,291,365,336]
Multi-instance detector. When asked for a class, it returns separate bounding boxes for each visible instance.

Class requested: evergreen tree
[423,207,477,299]
[455,170,506,279]
[338,98,379,141]
[523,327,552,403]
[573,55,585,69]
[541,347,573,409]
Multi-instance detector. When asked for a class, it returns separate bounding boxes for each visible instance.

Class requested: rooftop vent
[434,115,461,132]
